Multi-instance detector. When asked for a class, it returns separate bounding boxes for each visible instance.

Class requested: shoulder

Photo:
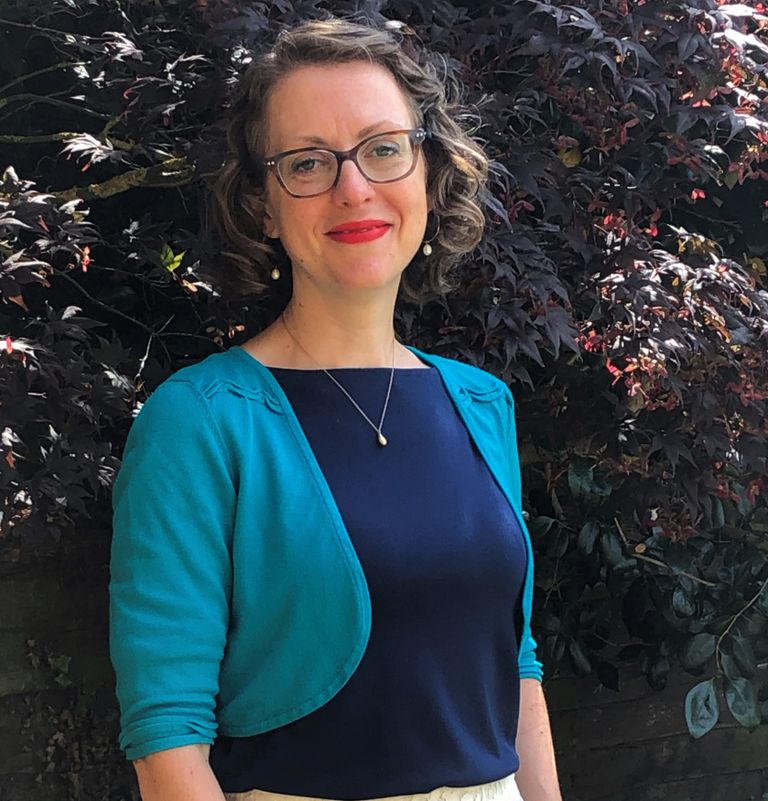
[411,347,513,404]
[158,350,239,396]
[144,348,275,408]
[131,349,280,464]
[131,352,226,422]
[121,353,244,476]
[130,350,253,435]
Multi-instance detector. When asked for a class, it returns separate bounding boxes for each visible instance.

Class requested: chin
[332,258,406,290]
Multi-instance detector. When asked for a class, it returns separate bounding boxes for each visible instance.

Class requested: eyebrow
[288,121,408,148]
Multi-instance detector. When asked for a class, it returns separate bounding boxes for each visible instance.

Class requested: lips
[325,219,392,245]
[326,219,391,234]
[326,227,391,245]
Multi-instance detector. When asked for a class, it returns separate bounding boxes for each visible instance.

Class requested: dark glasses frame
[261,127,431,198]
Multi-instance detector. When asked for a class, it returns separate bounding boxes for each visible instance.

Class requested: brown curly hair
[204,15,489,305]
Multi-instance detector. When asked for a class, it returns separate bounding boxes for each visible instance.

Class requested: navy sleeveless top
[208,362,528,799]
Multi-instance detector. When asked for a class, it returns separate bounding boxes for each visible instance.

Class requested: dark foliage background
[1,0,768,789]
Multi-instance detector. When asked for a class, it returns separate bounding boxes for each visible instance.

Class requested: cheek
[262,185,283,238]
[402,188,429,233]
[265,183,312,233]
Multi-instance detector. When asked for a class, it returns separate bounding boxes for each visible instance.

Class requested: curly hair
[204,15,489,305]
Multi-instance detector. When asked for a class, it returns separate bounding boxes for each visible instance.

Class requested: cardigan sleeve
[503,385,544,682]
[109,377,235,761]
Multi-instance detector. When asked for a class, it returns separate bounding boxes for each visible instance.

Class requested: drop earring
[271,267,281,280]
[422,214,440,256]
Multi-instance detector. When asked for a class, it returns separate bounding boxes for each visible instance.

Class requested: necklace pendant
[377,432,388,447]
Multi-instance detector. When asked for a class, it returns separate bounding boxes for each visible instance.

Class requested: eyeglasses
[261,128,430,198]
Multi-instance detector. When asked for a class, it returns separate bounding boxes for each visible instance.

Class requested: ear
[262,202,279,239]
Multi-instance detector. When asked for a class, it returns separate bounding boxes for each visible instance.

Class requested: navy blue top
[209,362,528,799]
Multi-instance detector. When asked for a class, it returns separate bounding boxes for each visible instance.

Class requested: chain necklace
[279,312,395,447]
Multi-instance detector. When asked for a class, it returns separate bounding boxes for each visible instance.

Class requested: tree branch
[53,269,155,336]
[0,16,102,40]
[0,93,108,119]
[51,157,195,203]
[614,516,718,587]
[0,130,134,149]
[0,132,81,144]
[0,61,87,96]
[715,574,768,674]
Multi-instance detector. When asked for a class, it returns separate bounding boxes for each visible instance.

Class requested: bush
[2,0,767,740]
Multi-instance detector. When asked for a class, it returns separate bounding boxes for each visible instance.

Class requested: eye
[289,157,319,174]
[285,151,334,176]
[366,141,401,159]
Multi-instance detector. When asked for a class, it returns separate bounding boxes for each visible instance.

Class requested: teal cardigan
[109,345,543,762]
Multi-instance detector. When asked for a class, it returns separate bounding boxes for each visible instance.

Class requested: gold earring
[271,267,280,280]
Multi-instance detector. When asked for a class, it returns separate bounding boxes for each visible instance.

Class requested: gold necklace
[279,313,395,447]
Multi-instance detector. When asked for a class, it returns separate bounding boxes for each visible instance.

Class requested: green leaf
[673,587,696,617]
[725,676,761,729]
[528,515,557,544]
[165,250,185,272]
[159,243,185,272]
[569,639,592,676]
[685,679,719,739]
[721,651,740,682]
[711,497,725,529]
[757,587,768,616]
[750,507,768,534]
[680,633,715,670]
[549,525,569,558]
[146,242,186,272]
[568,455,612,502]
[599,530,625,567]
[577,520,600,555]
[731,633,757,678]
[733,481,753,516]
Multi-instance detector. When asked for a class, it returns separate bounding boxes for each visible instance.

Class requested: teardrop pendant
[377,432,388,447]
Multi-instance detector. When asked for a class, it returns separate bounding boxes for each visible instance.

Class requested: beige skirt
[223,771,523,801]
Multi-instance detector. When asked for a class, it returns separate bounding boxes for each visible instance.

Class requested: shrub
[1,0,767,742]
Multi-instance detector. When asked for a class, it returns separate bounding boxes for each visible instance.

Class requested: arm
[501,386,562,799]
[133,744,227,801]
[515,679,563,801]
[110,378,234,762]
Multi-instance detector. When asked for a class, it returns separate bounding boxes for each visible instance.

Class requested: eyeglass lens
[276,132,417,196]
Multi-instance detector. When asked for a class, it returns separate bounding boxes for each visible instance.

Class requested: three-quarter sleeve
[109,378,235,761]
[503,385,544,682]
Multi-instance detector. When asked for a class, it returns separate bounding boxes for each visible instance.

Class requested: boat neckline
[230,344,435,372]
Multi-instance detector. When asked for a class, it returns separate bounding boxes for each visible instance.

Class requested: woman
[109,16,563,801]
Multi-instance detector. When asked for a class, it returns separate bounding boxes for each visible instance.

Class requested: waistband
[223,771,522,801]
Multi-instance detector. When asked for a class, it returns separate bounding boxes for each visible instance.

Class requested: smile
[326,224,392,244]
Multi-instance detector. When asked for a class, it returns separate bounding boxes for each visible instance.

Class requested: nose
[333,157,374,205]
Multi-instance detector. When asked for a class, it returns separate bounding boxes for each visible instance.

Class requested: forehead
[264,61,416,151]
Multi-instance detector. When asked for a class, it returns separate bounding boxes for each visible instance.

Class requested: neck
[281,290,399,370]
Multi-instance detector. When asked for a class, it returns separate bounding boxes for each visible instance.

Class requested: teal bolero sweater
[109,344,543,762]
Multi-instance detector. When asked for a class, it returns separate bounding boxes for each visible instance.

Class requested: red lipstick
[326,219,392,245]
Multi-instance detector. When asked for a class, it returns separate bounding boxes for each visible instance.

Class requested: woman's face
[260,61,430,297]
